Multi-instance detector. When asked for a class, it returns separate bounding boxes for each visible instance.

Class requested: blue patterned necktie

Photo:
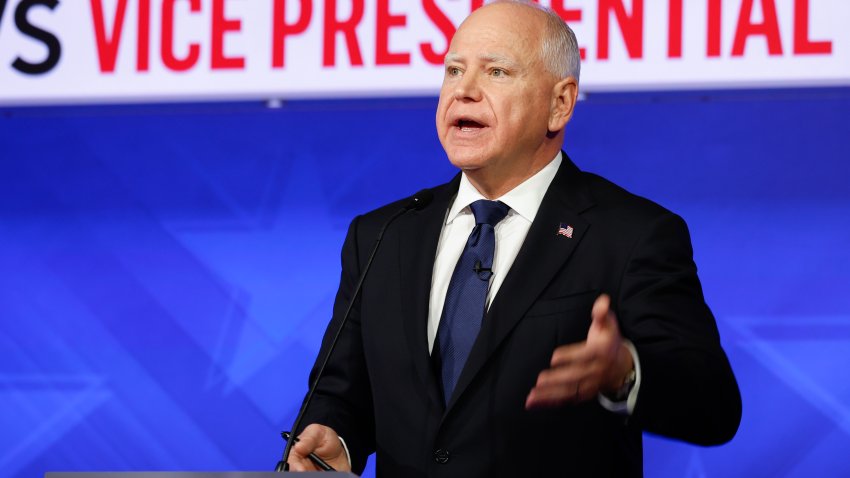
[436,199,510,404]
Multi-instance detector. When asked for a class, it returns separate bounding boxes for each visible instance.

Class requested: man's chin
[446,151,492,172]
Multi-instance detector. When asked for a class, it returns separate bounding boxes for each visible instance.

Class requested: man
[287,1,741,476]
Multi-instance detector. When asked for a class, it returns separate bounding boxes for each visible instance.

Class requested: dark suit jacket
[300,155,741,477]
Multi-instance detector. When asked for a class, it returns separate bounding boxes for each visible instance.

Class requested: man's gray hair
[490,0,581,83]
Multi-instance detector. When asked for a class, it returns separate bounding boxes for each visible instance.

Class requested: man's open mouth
[456,118,485,132]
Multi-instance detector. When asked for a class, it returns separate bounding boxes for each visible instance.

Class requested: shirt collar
[446,152,562,225]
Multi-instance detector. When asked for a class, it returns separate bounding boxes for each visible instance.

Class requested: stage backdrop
[2,1,850,477]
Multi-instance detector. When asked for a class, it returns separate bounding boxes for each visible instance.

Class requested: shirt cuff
[597,339,641,415]
[338,435,352,468]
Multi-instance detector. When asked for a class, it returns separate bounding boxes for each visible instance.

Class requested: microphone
[473,261,493,280]
[276,188,434,472]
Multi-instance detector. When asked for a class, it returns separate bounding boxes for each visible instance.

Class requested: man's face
[436,4,557,177]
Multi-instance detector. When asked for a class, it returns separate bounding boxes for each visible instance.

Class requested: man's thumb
[591,294,612,329]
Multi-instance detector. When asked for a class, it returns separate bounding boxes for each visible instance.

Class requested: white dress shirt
[427,154,562,351]
[426,152,641,414]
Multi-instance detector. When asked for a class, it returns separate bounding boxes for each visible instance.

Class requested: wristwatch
[611,367,637,402]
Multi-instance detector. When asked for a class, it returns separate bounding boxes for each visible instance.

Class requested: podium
[46,473,359,478]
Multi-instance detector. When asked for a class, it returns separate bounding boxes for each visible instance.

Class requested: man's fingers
[292,441,317,459]
[526,376,599,407]
[286,452,319,472]
[292,425,323,457]
[526,382,575,407]
[288,432,321,472]
[527,355,605,408]
[536,361,595,387]
[549,342,595,367]
[529,379,595,402]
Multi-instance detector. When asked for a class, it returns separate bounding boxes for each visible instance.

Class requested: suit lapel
[445,155,596,413]
[398,176,460,411]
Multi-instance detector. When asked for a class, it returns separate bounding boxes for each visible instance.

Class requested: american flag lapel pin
[557,223,574,239]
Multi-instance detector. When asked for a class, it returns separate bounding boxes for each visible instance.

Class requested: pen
[281,431,336,471]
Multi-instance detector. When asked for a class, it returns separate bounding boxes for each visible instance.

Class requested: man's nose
[454,72,482,102]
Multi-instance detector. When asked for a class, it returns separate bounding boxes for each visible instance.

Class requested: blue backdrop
[1,88,849,477]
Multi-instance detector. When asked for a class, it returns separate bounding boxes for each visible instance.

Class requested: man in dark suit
[287,1,741,476]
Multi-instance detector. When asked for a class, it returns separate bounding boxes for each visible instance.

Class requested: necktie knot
[469,200,510,227]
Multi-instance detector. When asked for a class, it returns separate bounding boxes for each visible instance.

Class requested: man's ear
[548,76,579,133]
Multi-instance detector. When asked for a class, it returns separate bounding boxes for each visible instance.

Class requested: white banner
[0,0,847,105]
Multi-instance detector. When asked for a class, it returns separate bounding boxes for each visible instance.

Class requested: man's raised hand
[525,294,634,408]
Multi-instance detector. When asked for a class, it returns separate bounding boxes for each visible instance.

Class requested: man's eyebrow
[444,53,463,64]
[479,54,515,65]
[444,52,520,69]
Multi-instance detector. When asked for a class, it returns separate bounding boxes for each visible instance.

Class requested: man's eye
[492,68,506,77]
[447,67,461,76]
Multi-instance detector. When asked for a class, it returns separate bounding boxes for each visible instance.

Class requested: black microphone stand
[275,190,433,472]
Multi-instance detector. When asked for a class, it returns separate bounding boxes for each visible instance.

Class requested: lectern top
[46,473,359,478]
